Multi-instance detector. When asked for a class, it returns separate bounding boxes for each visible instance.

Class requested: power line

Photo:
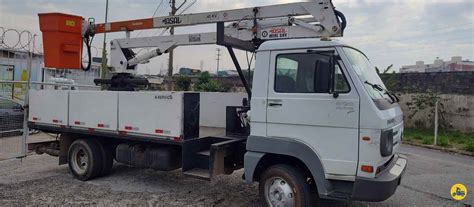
[134,0,164,38]
[100,0,109,79]
[168,0,177,79]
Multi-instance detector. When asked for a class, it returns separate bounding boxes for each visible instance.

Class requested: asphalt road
[0,144,472,206]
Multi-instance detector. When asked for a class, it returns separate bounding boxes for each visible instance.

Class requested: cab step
[182,136,246,180]
[183,168,211,180]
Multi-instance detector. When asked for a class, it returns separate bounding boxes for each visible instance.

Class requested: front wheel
[259,164,313,207]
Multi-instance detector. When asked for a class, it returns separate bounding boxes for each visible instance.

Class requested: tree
[194,71,222,92]
[176,76,191,91]
[377,64,397,91]
[375,64,393,75]
[405,90,446,130]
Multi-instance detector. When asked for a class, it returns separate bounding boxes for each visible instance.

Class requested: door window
[334,64,350,93]
[275,53,349,93]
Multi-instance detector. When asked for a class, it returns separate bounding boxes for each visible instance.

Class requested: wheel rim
[264,177,295,207]
[71,146,89,175]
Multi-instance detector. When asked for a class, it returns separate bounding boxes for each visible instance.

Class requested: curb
[403,141,474,157]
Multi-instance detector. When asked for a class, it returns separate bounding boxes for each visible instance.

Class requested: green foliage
[422,137,432,145]
[176,76,191,91]
[438,136,450,147]
[465,141,474,152]
[197,79,221,92]
[413,134,424,140]
[405,90,446,129]
[193,71,229,92]
[377,64,397,91]
[404,128,474,151]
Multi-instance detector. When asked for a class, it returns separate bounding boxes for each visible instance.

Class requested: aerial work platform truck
[30,0,406,206]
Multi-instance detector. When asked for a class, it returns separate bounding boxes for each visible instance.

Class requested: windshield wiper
[364,81,399,104]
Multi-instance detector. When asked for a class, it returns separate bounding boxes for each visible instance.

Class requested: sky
[1,0,473,74]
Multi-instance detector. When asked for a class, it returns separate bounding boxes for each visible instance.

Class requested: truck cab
[245,38,407,204]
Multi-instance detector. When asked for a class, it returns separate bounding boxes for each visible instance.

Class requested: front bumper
[351,154,407,202]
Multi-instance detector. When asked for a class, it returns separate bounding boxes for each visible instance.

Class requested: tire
[68,139,103,181]
[259,164,313,207]
[95,140,114,176]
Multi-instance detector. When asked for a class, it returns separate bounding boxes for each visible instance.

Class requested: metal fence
[0,80,99,161]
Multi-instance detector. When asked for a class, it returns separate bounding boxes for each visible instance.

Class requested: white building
[0,48,44,99]
[400,56,474,73]
[43,57,102,86]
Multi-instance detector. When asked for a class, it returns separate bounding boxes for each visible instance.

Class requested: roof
[257,38,346,51]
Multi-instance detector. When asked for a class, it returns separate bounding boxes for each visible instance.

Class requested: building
[217,70,239,77]
[400,56,474,73]
[178,67,201,76]
[0,48,43,81]
[43,57,102,86]
[0,48,44,99]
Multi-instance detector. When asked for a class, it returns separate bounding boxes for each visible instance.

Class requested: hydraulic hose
[335,10,347,35]
[81,35,93,71]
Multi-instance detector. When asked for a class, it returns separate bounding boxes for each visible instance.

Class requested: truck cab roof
[257,38,345,51]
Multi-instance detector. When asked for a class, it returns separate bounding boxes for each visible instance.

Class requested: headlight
[380,129,393,157]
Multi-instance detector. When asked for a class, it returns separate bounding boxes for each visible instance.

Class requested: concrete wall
[166,72,474,131]
[399,94,474,132]
[199,92,247,128]
[381,71,474,95]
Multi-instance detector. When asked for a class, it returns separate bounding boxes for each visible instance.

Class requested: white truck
[30,1,406,206]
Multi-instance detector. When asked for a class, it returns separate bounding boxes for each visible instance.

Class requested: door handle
[268,102,282,107]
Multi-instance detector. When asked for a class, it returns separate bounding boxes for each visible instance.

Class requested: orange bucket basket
[39,13,83,69]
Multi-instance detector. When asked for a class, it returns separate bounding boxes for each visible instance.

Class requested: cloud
[1,0,473,74]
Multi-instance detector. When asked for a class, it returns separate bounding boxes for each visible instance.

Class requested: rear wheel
[259,164,313,207]
[68,139,103,181]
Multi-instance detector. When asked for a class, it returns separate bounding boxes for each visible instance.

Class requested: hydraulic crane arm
[85,0,347,92]
[98,0,346,74]
[93,0,345,37]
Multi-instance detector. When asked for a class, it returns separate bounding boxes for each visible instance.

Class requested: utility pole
[216,48,221,77]
[100,0,109,79]
[167,0,177,90]
[168,0,177,77]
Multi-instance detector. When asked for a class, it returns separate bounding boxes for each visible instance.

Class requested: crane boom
[40,0,346,91]
[94,0,344,37]
[95,0,346,75]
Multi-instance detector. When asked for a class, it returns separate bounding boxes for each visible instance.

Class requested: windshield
[342,47,388,100]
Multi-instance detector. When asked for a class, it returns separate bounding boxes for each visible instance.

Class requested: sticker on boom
[65,20,76,27]
[162,17,182,25]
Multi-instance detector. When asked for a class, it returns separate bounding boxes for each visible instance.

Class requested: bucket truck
[30,0,406,206]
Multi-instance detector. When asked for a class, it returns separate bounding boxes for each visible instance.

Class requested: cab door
[266,48,360,177]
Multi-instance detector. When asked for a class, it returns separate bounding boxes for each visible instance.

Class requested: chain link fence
[0,80,99,161]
